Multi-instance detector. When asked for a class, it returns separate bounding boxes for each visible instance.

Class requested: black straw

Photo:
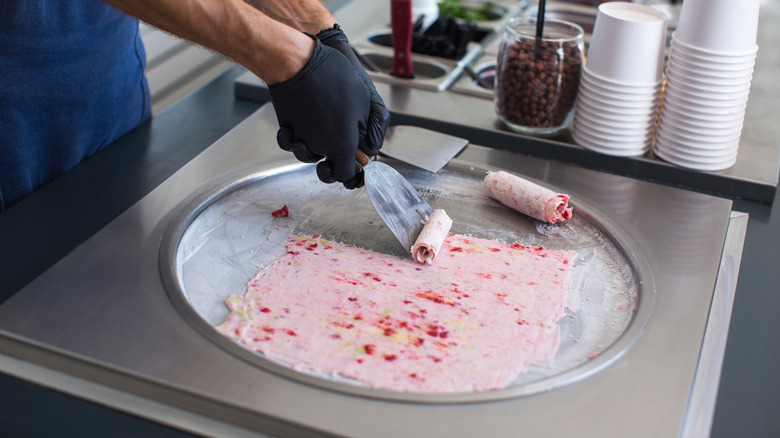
[534,0,546,57]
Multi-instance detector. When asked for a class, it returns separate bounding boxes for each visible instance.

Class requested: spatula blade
[364,161,434,251]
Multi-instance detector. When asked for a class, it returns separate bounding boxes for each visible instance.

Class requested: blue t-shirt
[0,1,151,211]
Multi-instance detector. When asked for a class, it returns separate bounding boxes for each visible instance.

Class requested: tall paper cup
[675,0,760,54]
[670,35,758,63]
[585,2,668,85]
[581,64,664,93]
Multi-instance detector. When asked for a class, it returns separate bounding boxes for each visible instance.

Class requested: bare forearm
[244,0,334,34]
[103,0,316,84]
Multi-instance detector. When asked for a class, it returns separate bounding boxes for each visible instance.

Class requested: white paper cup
[574,117,655,141]
[578,86,661,108]
[573,118,654,143]
[579,78,662,103]
[657,137,740,157]
[661,145,739,160]
[659,114,742,138]
[655,137,738,162]
[658,122,744,139]
[576,107,658,131]
[656,141,736,160]
[577,93,660,116]
[655,141,738,171]
[576,105,658,126]
[574,134,652,153]
[670,52,755,74]
[658,115,745,137]
[577,113,657,128]
[665,64,754,88]
[661,90,749,117]
[655,144,738,163]
[659,107,745,126]
[662,86,750,110]
[671,34,759,61]
[585,2,668,85]
[665,72,754,95]
[663,79,751,103]
[576,109,658,128]
[658,120,743,146]
[658,112,745,136]
[675,0,760,54]
[655,138,742,160]
[669,44,757,69]
[581,65,665,91]
[655,149,737,172]
[669,56,755,78]
[655,129,742,160]
[659,103,746,127]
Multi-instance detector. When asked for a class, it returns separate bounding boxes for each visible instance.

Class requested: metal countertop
[0,64,777,437]
[0,1,779,434]
[0,102,746,437]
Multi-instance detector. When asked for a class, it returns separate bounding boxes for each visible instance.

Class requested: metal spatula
[357,149,433,252]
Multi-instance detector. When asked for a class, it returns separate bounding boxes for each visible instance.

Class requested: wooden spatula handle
[356,148,372,167]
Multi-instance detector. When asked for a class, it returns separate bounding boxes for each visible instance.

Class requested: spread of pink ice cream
[411,209,452,264]
[216,233,577,393]
[483,171,573,223]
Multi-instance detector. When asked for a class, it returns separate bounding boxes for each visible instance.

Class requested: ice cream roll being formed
[483,171,573,223]
[410,209,453,264]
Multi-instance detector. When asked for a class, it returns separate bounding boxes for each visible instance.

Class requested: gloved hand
[316,24,391,157]
[269,37,370,188]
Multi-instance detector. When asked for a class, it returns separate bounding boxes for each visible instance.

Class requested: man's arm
[103,0,389,187]
[243,0,335,34]
[103,0,318,84]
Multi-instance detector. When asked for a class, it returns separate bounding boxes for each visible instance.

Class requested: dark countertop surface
[1,66,778,437]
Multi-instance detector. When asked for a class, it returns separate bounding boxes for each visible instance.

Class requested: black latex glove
[269,37,370,188]
[316,24,391,158]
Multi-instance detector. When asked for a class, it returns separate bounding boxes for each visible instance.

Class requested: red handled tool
[391,0,414,78]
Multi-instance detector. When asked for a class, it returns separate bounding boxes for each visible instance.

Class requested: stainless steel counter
[0,104,746,437]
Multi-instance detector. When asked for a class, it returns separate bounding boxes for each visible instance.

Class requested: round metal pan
[159,158,654,403]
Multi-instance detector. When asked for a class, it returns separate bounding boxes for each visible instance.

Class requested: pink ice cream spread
[411,209,453,264]
[216,233,577,393]
[483,171,573,223]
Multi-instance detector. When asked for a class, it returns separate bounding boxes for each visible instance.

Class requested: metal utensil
[357,149,433,251]
[380,125,469,173]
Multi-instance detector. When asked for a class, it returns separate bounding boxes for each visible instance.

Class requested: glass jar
[494,17,585,135]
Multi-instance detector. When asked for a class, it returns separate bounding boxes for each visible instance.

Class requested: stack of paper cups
[654,0,760,171]
[572,2,668,157]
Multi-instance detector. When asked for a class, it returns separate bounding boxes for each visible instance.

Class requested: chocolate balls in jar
[495,18,584,135]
